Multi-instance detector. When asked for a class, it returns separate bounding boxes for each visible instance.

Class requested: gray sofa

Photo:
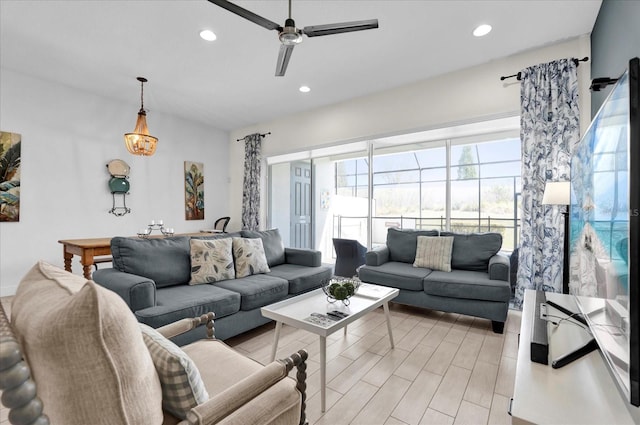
[358,228,511,333]
[93,229,332,345]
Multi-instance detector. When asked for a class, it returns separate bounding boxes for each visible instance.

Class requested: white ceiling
[1,0,602,132]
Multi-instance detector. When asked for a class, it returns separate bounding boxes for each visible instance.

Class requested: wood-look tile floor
[225,303,520,425]
[0,296,520,425]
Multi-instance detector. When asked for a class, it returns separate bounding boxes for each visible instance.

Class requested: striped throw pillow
[413,236,454,272]
[140,324,209,419]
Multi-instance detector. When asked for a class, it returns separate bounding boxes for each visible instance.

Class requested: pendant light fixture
[124,77,158,156]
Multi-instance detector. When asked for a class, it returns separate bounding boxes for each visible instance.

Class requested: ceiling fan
[207,0,379,76]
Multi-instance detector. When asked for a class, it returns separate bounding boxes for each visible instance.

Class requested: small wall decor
[321,190,330,210]
[0,131,21,222]
[106,159,131,216]
[185,161,204,220]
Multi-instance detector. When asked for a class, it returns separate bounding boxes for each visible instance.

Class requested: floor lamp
[542,181,571,294]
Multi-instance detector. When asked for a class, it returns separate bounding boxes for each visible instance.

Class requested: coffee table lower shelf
[261,283,399,413]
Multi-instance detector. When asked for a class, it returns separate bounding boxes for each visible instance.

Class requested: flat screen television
[569,57,639,406]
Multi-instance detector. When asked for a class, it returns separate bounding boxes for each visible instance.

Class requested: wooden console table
[59,233,207,279]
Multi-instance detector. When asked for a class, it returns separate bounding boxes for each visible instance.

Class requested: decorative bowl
[322,277,361,306]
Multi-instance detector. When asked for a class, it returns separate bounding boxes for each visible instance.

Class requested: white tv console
[511,289,640,424]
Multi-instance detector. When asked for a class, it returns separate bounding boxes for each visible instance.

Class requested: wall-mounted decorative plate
[107,159,130,177]
[109,176,130,193]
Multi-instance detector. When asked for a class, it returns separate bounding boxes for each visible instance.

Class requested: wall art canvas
[0,131,21,222]
[185,161,204,220]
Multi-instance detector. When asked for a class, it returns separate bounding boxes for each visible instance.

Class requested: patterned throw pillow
[413,236,454,272]
[139,324,209,419]
[189,238,235,284]
[232,237,271,278]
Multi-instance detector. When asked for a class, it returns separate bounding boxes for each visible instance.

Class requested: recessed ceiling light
[473,24,492,37]
[299,86,311,93]
[199,30,217,41]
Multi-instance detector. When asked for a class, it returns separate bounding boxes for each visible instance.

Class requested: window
[335,135,521,251]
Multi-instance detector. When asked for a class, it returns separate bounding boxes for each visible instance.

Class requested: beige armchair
[0,261,308,425]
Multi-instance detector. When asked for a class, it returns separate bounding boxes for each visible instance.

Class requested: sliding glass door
[267,118,522,264]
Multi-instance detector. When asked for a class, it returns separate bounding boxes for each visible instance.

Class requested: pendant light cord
[139,79,145,113]
[136,76,148,114]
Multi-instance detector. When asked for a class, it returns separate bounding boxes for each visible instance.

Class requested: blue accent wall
[590,0,640,117]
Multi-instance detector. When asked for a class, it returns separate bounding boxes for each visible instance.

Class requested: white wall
[0,70,229,295]
[227,36,592,232]
[269,162,291,243]
[313,158,336,262]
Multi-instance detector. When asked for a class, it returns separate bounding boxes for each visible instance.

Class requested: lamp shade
[542,181,570,205]
[124,110,158,156]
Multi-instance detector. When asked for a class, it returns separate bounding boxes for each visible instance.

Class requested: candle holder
[137,220,174,238]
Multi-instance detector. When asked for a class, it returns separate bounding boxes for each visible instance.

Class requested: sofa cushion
[140,324,209,419]
[414,236,454,272]
[358,261,432,291]
[386,228,439,263]
[233,237,271,278]
[111,236,191,288]
[423,269,511,302]
[268,263,333,294]
[11,261,163,425]
[241,229,286,267]
[439,232,503,272]
[136,284,241,328]
[182,339,299,419]
[189,238,235,284]
[214,274,289,311]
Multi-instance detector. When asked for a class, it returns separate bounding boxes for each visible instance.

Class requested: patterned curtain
[241,133,262,231]
[514,58,580,308]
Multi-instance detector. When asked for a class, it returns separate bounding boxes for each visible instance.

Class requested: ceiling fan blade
[302,19,378,37]
[275,44,295,77]
[207,0,281,31]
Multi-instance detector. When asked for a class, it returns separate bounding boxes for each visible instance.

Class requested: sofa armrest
[92,268,156,311]
[488,254,510,281]
[180,350,308,425]
[156,312,215,340]
[365,246,389,266]
[285,248,321,267]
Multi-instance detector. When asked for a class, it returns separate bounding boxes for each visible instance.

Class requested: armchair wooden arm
[179,350,309,425]
[156,312,215,340]
[0,303,50,425]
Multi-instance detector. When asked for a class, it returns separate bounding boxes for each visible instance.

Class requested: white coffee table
[261,283,399,412]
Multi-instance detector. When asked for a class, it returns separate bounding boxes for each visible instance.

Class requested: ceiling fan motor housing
[279,18,303,45]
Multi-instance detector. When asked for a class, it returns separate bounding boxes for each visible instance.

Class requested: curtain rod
[236,132,271,142]
[500,57,589,81]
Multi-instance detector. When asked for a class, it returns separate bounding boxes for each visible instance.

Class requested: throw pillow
[189,238,235,284]
[11,261,163,425]
[139,324,210,419]
[233,237,271,278]
[413,236,454,272]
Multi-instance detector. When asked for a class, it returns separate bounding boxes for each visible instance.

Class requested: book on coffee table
[357,283,395,299]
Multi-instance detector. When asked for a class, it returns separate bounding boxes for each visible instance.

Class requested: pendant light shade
[124,77,158,156]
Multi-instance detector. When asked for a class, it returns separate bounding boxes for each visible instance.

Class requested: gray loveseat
[93,229,332,345]
[358,228,511,333]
